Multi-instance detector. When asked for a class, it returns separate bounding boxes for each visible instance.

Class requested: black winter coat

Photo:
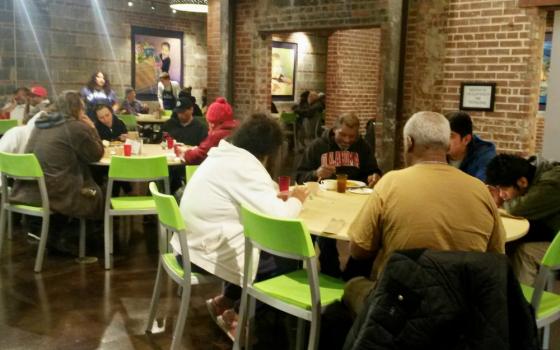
[344,249,539,350]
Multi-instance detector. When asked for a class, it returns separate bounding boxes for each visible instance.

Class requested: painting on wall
[271,41,297,101]
[539,32,552,112]
[131,26,183,100]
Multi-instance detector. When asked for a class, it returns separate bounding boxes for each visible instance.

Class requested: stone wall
[402,0,546,157]
[326,28,381,135]
[0,0,207,103]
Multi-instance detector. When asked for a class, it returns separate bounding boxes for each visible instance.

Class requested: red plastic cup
[123,144,132,156]
[167,138,175,149]
[278,175,290,193]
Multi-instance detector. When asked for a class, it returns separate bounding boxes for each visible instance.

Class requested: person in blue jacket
[446,111,496,182]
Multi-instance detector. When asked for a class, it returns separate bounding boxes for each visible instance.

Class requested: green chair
[185,165,199,183]
[234,205,345,350]
[104,156,169,269]
[162,110,173,118]
[117,114,137,131]
[0,120,18,135]
[145,182,199,350]
[521,232,560,349]
[0,152,87,272]
[280,112,298,151]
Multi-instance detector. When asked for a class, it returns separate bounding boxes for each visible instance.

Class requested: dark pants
[318,237,374,281]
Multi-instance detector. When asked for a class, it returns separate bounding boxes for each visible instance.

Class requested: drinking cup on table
[123,144,132,157]
[278,175,291,200]
[336,173,348,193]
[167,138,175,149]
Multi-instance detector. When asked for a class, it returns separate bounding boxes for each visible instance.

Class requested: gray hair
[403,111,450,149]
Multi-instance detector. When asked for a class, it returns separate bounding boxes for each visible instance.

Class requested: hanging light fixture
[169,0,208,13]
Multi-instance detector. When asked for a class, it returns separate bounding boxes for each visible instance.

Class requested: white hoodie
[172,140,302,285]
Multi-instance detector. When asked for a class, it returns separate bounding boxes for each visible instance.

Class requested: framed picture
[131,26,184,101]
[459,82,496,112]
[271,41,297,101]
[539,32,552,112]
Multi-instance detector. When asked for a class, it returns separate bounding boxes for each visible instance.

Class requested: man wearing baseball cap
[26,85,50,123]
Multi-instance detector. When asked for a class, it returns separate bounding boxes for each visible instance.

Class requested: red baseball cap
[30,86,48,98]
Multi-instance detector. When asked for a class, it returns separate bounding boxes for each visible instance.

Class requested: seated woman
[176,97,238,165]
[11,90,104,220]
[94,104,128,142]
[173,114,309,339]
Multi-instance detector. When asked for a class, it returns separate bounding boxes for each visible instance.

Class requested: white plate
[348,187,374,195]
[319,179,367,191]
[346,180,366,188]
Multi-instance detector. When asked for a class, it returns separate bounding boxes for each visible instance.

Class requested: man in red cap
[176,97,239,165]
[26,85,50,122]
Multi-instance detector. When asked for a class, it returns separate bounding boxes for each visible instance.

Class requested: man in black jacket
[94,104,128,141]
[296,113,381,185]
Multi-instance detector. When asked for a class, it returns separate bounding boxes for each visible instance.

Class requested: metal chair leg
[7,210,13,240]
[296,318,305,350]
[146,259,164,333]
[234,292,250,350]
[104,214,112,270]
[34,214,50,273]
[79,219,86,258]
[543,325,551,350]
[308,309,321,350]
[0,207,6,254]
[170,279,191,350]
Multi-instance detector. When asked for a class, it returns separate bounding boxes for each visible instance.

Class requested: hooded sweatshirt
[296,128,381,184]
[457,135,496,182]
[172,139,302,285]
[183,119,239,164]
[505,156,560,240]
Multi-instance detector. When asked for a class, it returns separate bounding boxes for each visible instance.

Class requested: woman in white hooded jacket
[173,113,309,339]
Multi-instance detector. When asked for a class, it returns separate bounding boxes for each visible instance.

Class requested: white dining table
[298,188,530,242]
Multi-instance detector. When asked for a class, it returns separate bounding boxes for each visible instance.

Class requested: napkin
[323,218,346,235]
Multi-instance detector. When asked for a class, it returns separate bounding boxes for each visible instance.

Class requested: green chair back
[0,152,43,178]
[149,182,185,230]
[240,204,315,258]
[185,165,199,183]
[117,114,137,131]
[541,231,560,268]
[280,112,297,124]
[162,110,173,118]
[108,156,168,180]
[0,120,19,135]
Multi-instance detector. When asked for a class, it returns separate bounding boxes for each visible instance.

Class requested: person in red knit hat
[176,97,239,164]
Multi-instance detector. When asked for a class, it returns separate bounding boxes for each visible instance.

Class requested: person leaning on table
[319,111,505,349]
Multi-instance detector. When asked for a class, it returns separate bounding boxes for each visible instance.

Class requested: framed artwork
[459,82,496,112]
[271,41,297,101]
[131,26,183,100]
[539,32,552,112]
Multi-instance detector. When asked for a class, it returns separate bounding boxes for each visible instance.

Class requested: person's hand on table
[118,134,128,142]
[175,145,195,159]
[367,173,381,188]
[316,165,336,180]
[290,185,310,204]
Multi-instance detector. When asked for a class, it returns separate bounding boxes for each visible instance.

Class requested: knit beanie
[206,97,233,123]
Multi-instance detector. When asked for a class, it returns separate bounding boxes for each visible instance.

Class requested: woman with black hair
[81,71,118,119]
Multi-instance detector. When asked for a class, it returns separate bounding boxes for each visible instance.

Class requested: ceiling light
[172,9,177,13]
[170,0,208,13]
[127,1,133,7]
[150,2,156,10]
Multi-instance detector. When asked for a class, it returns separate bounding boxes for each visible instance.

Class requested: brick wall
[271,32,328,112]
[207,0,221,102]
[402,0,546,158]
[535,114,545,152]
[0,0,207,103]
[326,28,381,136]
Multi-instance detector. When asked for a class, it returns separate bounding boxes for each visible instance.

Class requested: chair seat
[162,253,205,283]
[9,203,44,214]
[253,269,345,310]
[111,196,155,211]
[521,284,560,321]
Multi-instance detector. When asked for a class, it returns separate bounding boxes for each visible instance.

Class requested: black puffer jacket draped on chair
[344,249,539,350]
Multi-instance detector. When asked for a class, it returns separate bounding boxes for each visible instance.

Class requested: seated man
[345,111,504,320]
[296,113,382,277]
[161,97,207,146]
[447,111,496,181]
[174,114,309,339]
[94,104,128,142]
[486,154,560,284]
[120,88,148,116]
[25,85,50,123]
[1,87,29,121]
